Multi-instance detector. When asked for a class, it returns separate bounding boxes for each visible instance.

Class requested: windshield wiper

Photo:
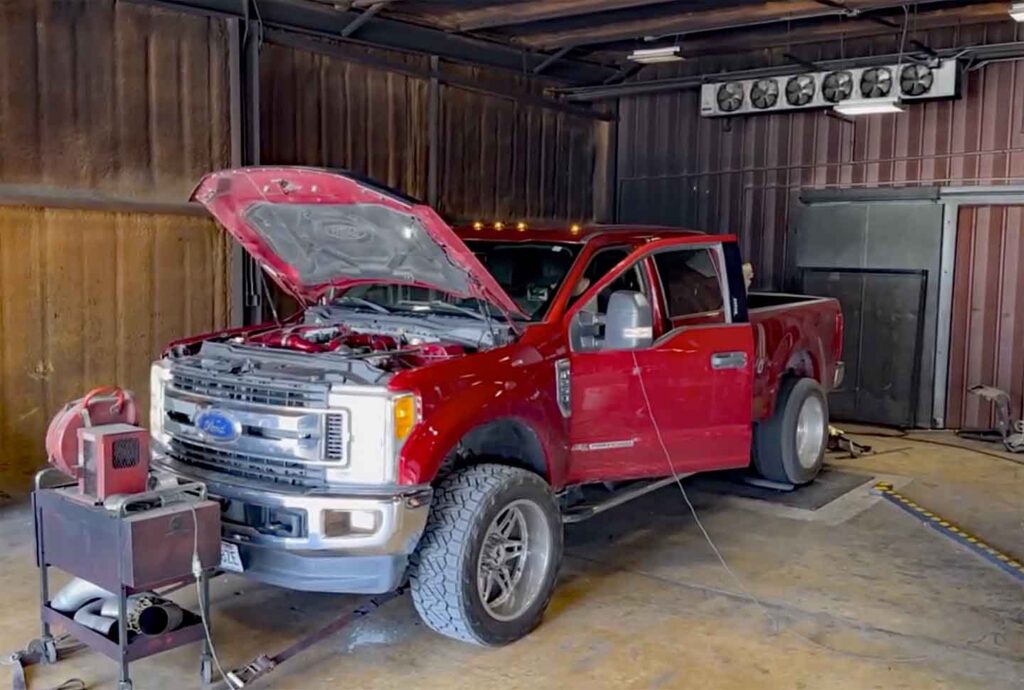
[336,295,391,314]
[410,300,486,321]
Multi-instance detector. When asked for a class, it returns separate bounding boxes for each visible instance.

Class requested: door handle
[711,351,748,370]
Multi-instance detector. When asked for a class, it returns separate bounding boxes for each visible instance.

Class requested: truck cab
[152,167,843,647]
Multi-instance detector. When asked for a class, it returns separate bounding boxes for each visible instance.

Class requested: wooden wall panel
[0,207,230,494]
[0,0,231,201]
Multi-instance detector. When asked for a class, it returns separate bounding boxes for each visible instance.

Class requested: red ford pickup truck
[151,167,843,646]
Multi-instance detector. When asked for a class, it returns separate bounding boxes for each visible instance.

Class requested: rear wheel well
[440,419,549,483]
[784,350,818,381]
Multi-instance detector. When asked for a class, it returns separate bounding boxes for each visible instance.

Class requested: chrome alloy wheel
[795,394,826,469]
[475,499,552,622]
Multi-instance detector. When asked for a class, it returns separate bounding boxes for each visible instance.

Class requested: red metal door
[947,205,1024,430]
[564,238,754,484]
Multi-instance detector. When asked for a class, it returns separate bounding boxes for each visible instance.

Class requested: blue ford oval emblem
[195,409,240,443]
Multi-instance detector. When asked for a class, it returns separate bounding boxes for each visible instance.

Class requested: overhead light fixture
[628,46,682,64]
[833,97,904,116]
[1011,2,1024,21]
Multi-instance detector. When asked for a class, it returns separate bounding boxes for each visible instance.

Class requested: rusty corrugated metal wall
[260,42,598,223]
[0,0,234,492]
[616,22,1024,290]
[0,207,230,492]
[0,0,232,201]
[947,205,1024,430]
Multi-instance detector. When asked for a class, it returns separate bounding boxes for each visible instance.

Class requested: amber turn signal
[393,394,418,440]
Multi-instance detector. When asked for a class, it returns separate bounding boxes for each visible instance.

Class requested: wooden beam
[452,0,682,31]
[515,0,963,49]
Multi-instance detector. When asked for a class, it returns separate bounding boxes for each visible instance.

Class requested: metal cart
[32,471,221,690]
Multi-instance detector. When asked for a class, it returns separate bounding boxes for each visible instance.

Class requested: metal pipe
[556,42,1024,101]
[50,578,114,614]
[72,600,117,637]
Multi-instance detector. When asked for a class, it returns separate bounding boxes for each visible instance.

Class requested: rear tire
[409,464,563,646]
[753,377,828,485]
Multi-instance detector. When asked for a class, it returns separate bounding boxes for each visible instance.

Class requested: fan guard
[785,75,816,106]
[900,64,934,96]
[716,82,745,112]
[822,71,854,103]
[750,79,779,109]
[860,67,893,98]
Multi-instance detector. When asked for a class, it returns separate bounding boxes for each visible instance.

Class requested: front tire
[409,464,563,646]
[753,377,828,485]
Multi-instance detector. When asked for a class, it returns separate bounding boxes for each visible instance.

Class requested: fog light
[322,509,381,537]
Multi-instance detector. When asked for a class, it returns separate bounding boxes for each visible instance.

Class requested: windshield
[335,241,581,321]
[464,241,581,319]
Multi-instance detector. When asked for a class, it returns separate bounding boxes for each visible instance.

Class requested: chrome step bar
[561,474,693,524]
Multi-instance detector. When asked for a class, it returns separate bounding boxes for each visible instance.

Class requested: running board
[561,474,692,524]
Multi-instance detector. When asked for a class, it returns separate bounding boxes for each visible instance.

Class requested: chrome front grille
[163,365,353,487]
[171,369,329,408]
[169,438,327,489]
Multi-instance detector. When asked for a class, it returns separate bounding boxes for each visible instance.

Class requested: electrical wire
[189,504,241,689]
[629,351,929,663]
[845,430,1024,467]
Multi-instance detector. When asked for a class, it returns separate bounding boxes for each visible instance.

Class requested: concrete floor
[2,430,1022,690]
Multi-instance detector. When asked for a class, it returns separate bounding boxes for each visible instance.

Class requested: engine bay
[239,323,470,371]
[165,303,516,385]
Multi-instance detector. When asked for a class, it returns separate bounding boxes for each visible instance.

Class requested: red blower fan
[45,387,149,501]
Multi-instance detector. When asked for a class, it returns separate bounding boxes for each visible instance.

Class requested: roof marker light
[516,221,528,232]
[493,221,505,231]
[472,221,483,230]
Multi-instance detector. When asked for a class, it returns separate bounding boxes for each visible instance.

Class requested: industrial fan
[785,74,816,106]
[900,63,934,96]
[822,71,854,103]
[716,82,745,112]
[749,79,779,109]
[860,67,893,98]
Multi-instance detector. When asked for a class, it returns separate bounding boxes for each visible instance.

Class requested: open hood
[191,167,523,316]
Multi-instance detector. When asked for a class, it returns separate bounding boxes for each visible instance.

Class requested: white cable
[189,504,242,689]
[629,351,928,663]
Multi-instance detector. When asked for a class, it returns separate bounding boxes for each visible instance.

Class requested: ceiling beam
[627,2,1010,59]
[514,0,966,49]
[452,0,683,32]
[133,0,617,83]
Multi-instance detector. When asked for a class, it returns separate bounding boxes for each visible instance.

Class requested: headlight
[392,393,419,441]
[149,361,172,444]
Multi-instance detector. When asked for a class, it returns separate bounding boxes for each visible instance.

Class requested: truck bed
[746,291,843,422]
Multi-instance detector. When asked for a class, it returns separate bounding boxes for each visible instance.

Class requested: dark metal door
[803,268,927,427]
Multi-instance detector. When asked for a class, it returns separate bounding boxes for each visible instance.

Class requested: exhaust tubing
[51,578,114,613]
[100,594,184,635]
[72,600,117,637]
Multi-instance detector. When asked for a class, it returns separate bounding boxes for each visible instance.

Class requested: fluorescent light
[628,46,682,64]
[834,97,905,115]
[1011,2,1024,21]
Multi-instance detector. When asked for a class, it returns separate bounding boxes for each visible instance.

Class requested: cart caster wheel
[118,681,133,690]
[41,638,58,665]
[26,637,58,664]
[200,656,214,685]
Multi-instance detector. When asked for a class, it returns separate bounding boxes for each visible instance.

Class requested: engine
[236,324,467,371]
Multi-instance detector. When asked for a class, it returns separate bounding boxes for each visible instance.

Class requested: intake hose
[50,578,114,613]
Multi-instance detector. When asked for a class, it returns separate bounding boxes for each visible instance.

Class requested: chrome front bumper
[154,457,431,593]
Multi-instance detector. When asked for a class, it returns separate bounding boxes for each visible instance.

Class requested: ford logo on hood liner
[195,409,241,443]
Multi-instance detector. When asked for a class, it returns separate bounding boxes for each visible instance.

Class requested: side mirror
[604,290,653,350]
